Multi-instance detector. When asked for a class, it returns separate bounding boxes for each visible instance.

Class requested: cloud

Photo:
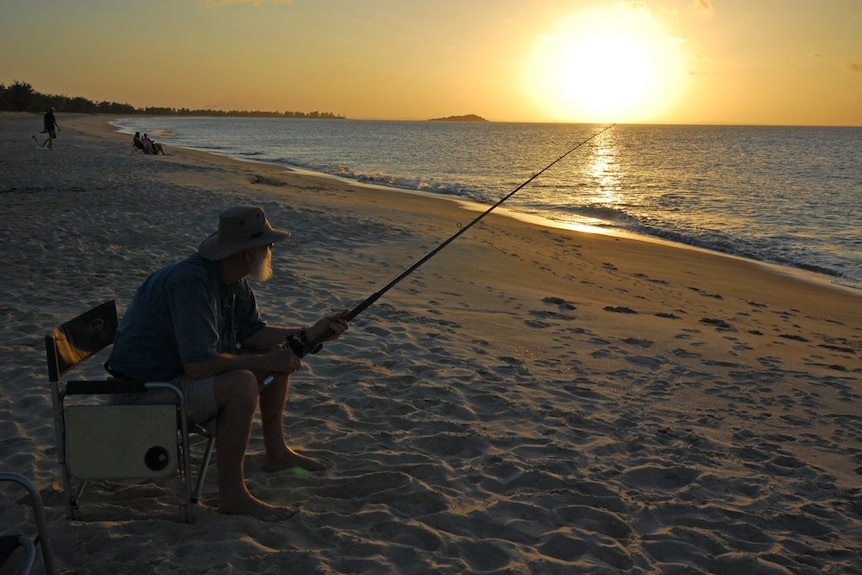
[622,1,648,11]
[203,0,292,6]
[694,0,714,16]
[611,1,650,19]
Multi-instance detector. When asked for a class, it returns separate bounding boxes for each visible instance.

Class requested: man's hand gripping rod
[265,124,614,382]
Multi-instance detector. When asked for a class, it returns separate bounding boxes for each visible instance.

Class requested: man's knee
[214,370,259,409]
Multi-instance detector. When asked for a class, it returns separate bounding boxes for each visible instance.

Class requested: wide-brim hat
[198,205,290,260]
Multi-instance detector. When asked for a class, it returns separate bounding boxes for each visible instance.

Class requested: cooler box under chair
[65,404,180,480]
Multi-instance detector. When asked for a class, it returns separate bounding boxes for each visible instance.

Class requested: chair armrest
[0,472,56,575]
[65,379,147,395]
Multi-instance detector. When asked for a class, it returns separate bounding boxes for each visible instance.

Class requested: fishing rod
[277,123,615,368]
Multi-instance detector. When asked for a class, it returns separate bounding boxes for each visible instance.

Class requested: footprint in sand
[623,337,653,348]
[625,355,666,369]
[689,286,723,299]
[778,333,809,342]
[604,306,638,314]
[700,317,735,331]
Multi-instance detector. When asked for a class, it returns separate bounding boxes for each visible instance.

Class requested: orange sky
[2,0,860,126]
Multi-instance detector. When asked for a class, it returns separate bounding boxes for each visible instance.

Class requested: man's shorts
[109,375,218,425]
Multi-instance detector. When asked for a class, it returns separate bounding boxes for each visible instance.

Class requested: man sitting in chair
[107,205,349,521]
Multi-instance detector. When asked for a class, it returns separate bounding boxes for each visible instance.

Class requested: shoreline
[105,113,860,295]
[2,112,861,573]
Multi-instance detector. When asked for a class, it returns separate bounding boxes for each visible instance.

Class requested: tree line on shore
[0,81,344,119]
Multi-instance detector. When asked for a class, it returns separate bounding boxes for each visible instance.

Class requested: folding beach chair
[0,472,57,575]
[45,300,215,523]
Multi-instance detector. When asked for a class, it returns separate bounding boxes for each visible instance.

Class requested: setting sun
[524,6,687,123]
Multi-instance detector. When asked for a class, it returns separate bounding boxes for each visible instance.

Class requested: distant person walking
[41,107,60,149]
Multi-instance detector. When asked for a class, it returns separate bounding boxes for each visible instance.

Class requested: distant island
[428,114,488,122]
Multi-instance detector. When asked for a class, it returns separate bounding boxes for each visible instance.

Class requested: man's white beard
[248,248,273,282]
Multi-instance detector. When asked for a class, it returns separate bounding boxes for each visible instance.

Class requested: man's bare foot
[263,447,328,473]
[218,494,296,522]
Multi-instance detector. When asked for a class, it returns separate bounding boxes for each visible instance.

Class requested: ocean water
[112,117,862,289]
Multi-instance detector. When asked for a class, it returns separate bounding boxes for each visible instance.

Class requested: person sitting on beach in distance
[133,132,145,153]
[106,205,350,521]
[41,107,60,149]
[141,133,153,154]
[142,133,166,155]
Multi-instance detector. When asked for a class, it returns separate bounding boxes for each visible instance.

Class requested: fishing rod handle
[261,331,323,387]
[260,344,309,387]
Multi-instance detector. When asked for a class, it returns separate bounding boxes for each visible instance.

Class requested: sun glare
[524,7,686,123]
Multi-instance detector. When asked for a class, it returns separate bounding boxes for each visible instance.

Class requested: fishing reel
[285,329,323,358]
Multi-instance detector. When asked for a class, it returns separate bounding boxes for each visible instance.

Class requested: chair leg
[67,478,87,521]
[59,463,77,520]
[192,435,216,504]
[181,502,194,523]
[13,535,36,574]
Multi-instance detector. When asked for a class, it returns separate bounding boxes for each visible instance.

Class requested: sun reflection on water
[585,129,622,206]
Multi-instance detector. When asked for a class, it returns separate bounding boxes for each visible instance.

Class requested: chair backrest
[45,301,118,382]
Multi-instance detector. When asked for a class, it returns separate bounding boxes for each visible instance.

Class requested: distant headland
[0,81,345,118]
[428,114,488,122]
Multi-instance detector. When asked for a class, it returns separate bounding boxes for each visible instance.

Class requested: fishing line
[271,123,615,374]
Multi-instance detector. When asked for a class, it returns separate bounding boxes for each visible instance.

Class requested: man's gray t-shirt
[108,254,266,381]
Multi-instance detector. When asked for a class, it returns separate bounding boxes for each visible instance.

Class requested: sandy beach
[1,112,860,574]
